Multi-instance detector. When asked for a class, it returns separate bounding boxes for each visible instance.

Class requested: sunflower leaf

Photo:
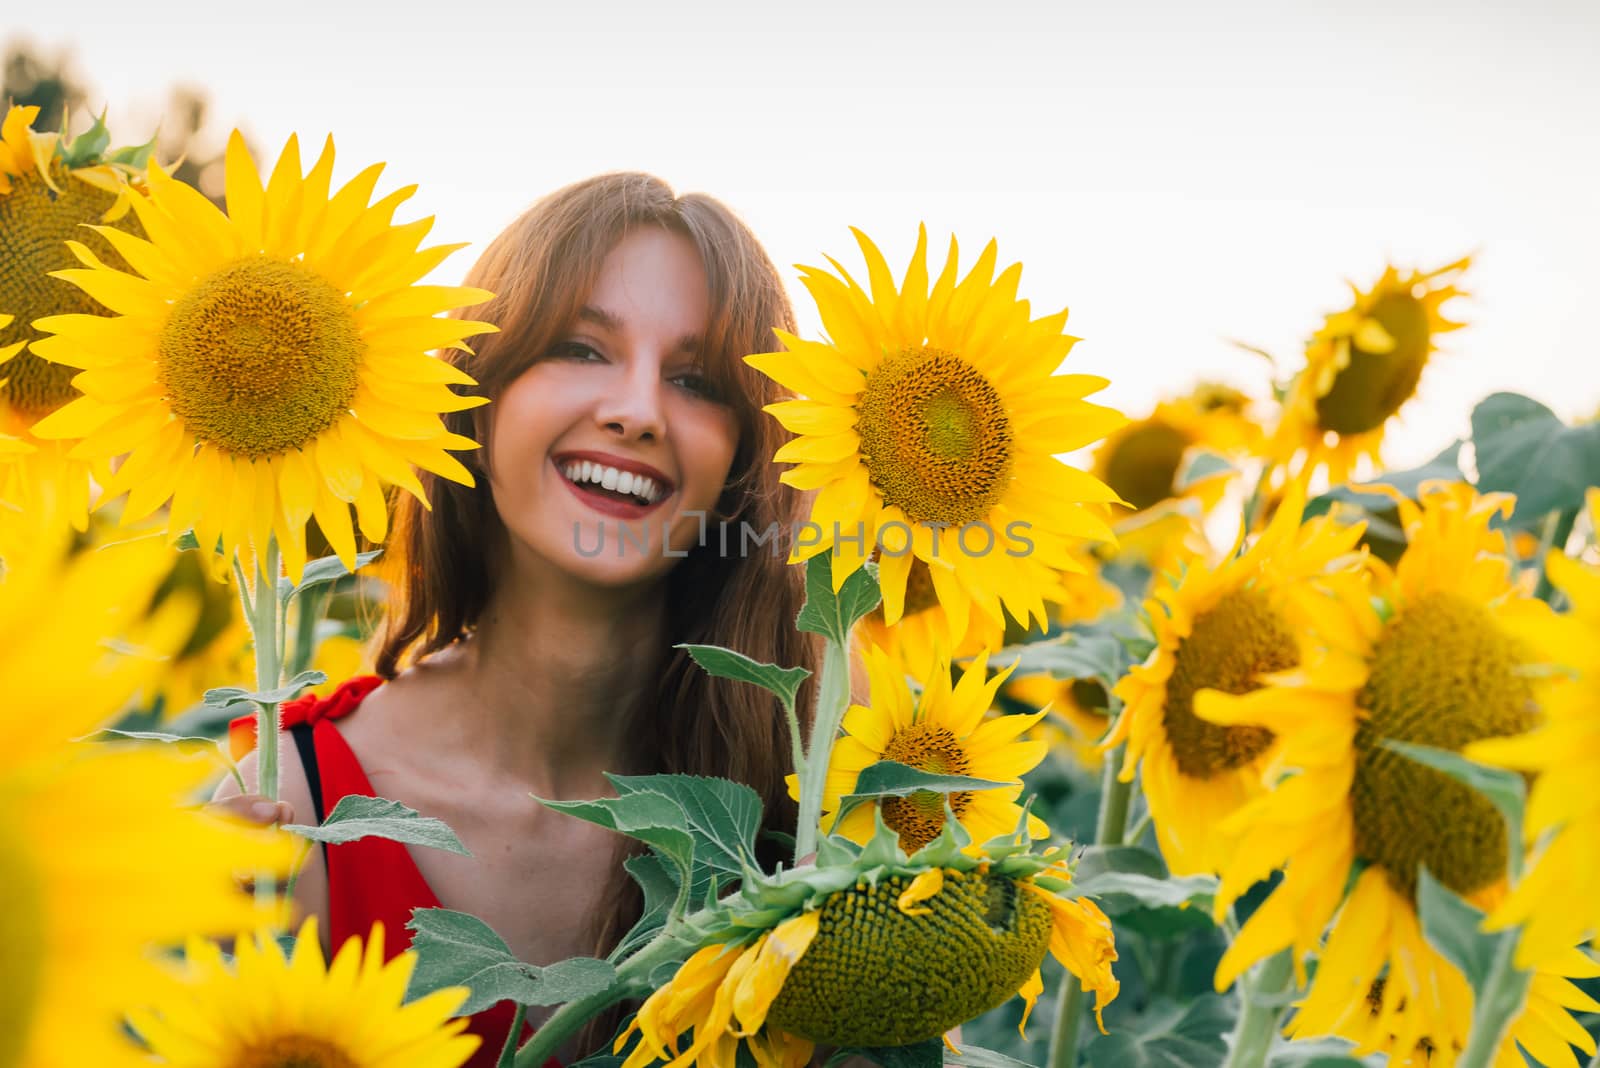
[836,760,1012,823]
[284,794,472,856]
[1471,392,1600,525]
[943,1046,1037,1067]
[277,548,384,604]
[797,553,882,645]
[987,633,1132,691]
[678,643,810,712]
[828,1039,942,1068]
[1174,449,1235,492]
[406,908,616,1014]
[1083,994,1233,1068]
[204,670,328,708]
[1380,740,1524,878]
[90,728,220,752]
[1265,1035,1377,1066]
[1303,442,1463,521]
[1415,867,1503,990]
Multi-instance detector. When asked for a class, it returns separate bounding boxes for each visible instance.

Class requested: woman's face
[486,226,740,589]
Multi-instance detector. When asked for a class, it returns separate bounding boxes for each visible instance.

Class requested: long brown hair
[375,173,818,1051]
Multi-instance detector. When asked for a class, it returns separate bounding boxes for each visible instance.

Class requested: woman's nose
[595,360,665,442]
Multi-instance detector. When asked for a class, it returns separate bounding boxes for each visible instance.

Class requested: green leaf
[1071,844,1218,938]
[1175,449,1235,492]
[835,760,1012,820]
[1083,995,1234,1068]
[1471,392,1600,524]
[613,853,679,958]
[406,908,616,1014]
[283,795,472,856]
[90,728,220,753]
[1303,442,1463,521]
[202,670,328,709]
[944,1045,1038,1067]
[1071,870,1217,913]
[987,632,1132,690]
[1380,740,1524,877]
[60,111,111,166]
[1416,867,1501,989]
[830,1039,942,1068]
[537,790,698,902]
[174,530,201,552]
[1266,1035,1376,1066]
[678,643,810,711]
[796,553,882,645]
[608,773,761,877]
[277,548,383,603]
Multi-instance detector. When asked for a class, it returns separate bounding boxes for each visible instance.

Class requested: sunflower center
[1314,291,1432,436]
[854,347,1012,526]
[766,870,1052,1046]
[1162,587,1294,778]
[0,160,140,419]
[1351,592,1538,899]
[158,257,364,458]
[1103,419,1192,512]
[0,821,45,1067]
[878,722,973,852]
[231,1034,360,1068]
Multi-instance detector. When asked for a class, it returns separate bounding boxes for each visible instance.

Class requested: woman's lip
[553,458,671,520]
[551,451,675,494]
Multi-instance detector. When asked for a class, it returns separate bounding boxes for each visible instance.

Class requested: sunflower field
[5,95,1600,1068]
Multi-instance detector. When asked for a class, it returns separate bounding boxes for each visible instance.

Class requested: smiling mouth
[557,459,671,507]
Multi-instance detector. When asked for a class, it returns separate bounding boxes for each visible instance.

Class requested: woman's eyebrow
[577,305,702,356]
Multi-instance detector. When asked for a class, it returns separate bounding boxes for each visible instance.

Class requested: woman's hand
[208,793,295,827]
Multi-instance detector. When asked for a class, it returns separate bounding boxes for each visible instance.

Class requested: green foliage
[202,669,327,708]
[834,759,1012,822]
[1265,1036,1377,1066]
[405,908,616,1014]
[1471,392,1600,525]
[1175,449,1236,492]
[275,548,383,605]
[1416,867,1502,991]
[1083,994,1234,1067]
[797,553,883,645]
[283,795,472,856]
[678,642,810,712]
[988,632,1133,693]
[1303,442,1463,521]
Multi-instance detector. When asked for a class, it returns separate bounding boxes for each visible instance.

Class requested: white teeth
[560,461,667,503]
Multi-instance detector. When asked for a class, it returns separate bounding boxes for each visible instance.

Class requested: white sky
[11,0,1600,469]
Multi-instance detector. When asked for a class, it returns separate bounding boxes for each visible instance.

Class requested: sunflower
[748,226,1126,642]
[614,829,1118,1065]
[29,130,496,582]
[0,106,148,531]
[1467,489,1600,967]
[133,917,481,1068]
[1091,382,1259,517]
[1104,487,1369,875]
[1,520,292,1066]
[1003,672,1113,772]
[1200,482,1596,1062]
[803,644,1050,854]
[1272,258,1469,485]
[139,546,254,716]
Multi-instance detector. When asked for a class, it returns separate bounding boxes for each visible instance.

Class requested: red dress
[231,676,558,1068]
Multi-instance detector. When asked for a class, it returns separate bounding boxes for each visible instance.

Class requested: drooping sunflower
[133,917,481,1068]
[1467,488,1600,967]
[803,644,1050,854]
[0,106,149,531]
[748,226,1126,641]
[1201,482,1596,1063]
[29,130,496,582]
[1104,487,1370,875]
[1271,257,1470,485]
[1,520,293,1066]
[1092,382,1259,517]
[613,825,1118,1066]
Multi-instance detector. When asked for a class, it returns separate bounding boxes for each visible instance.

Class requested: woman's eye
[672,371,722,402]
[550,341,605,362]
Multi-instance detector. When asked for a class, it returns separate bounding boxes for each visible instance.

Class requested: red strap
[227,674,384,761]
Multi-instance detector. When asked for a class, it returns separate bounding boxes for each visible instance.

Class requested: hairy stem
[1049,746,1135,1067]
[1457,932,1531,1068]
[512,935,685,1067]
[793,637,851,863]
[1220,951,1293,1068]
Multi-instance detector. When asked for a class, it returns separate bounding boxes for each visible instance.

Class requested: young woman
[216,173,834,1065]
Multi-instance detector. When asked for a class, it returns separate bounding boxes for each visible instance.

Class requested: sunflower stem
[245,539,283,910]
[1457,931,1532,1068]
[512,931,686,1067]
[288,583,322,679]
[794,636,851,864]
[1533,507,1578,604]
[498,1004,528,1068]
[1048,746,1136,1067]
[1220,950,1293,1068]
